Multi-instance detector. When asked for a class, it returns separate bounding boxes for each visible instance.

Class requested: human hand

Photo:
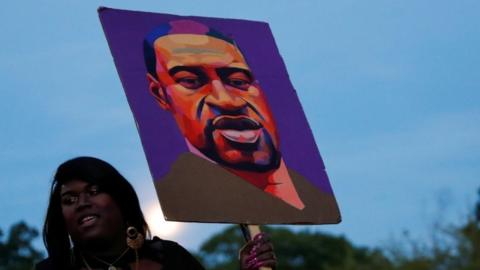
[239,232,277,270]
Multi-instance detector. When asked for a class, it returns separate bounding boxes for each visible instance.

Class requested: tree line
[1,189,479,270]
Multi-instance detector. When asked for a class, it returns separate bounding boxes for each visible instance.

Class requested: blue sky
[1,0,479,253]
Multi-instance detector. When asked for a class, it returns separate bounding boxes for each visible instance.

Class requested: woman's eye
[176,77,204,89]
[61,196,78,205]
[89,186,100,195]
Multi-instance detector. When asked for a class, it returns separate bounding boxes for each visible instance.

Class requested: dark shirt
[35,237,205,270]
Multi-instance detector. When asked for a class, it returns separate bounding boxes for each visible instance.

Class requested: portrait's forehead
[153,34,249,70]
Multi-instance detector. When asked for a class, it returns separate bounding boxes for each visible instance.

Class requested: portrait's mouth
[212,116,262,144]
[218,129,261,143]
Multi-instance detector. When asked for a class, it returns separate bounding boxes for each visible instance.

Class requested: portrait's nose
[206,80,246,112]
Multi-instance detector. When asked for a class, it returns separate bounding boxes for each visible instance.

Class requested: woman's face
[60,179,125,246]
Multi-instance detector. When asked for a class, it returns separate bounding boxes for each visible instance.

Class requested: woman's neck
[78,237,129,258]
[78,245,134,270]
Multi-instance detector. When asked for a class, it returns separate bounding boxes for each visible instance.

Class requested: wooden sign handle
[240,224,272,270]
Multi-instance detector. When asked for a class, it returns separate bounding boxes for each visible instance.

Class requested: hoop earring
[126,226,144,270]
[126,226,144,250]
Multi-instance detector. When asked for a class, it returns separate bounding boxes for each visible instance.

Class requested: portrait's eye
[177,77,203,89]
[173,71,205,89]
[225,71,252,90]
[227,79,250,89]
[61,195,78,206]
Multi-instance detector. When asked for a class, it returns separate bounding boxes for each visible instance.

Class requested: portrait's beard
[199,120,281,173]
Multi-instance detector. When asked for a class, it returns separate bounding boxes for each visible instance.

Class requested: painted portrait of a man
[99,8,340,224]
[144,20,305,210]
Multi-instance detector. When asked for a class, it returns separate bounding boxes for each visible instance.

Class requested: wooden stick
[240,224,272,270]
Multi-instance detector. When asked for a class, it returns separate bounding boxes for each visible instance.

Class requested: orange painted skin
[148,34,279,169]
[147,34,304,209]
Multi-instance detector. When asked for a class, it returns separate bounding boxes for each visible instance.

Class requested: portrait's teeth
[220,129,260,143]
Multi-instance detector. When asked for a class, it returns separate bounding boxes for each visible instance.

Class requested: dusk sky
[1,0,479,253]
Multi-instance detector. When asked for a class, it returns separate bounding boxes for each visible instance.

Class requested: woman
[36,156,276,270]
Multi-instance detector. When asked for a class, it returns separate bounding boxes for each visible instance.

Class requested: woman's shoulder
[144,237,192,258]
[146,237,180,249]
[34,257,54,270]
[144,237,205,270]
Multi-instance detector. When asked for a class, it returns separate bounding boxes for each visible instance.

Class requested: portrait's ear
[147,73,170,111]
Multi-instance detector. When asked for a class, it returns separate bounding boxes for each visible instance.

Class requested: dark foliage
[0,221,43,270]
[196,225,393,270]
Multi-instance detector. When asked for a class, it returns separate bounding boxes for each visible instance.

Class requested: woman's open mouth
[78,215,99,226]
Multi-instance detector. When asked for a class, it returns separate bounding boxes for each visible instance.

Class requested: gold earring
[126,226,144,250]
